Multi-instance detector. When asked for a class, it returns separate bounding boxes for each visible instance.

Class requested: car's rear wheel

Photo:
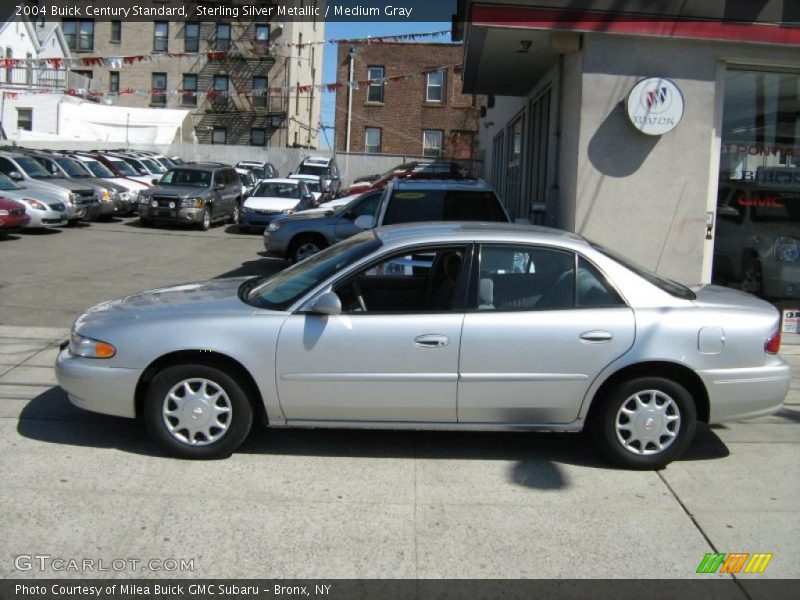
[289,235,327,263]
[590,377,696,470]
[144,364,253,459]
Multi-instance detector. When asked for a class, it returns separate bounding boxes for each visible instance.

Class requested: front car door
[275,243,471,423]
[457,244,635,424]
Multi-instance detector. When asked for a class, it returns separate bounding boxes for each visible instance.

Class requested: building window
[109,71,119,94]
[110,20,121,43]
[151,73,167,106]
[423,130,444,158]
[216,24,231,51]
[153,22,168,52]
[255,23,270,42]
[426,69,445,103]
[182,74,197,107]
[184,22,199,53]
[365,127,381,153]
[17,108,32,131]
[212,127,227,144]
[367,66,384,103]
[251,128,266,146]
[213,75,228,109]
[62,20,94,51]
[252,76,267,108]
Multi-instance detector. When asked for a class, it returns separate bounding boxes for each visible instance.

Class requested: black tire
[289,235,327,264]
[590,377,696,470]
[144,364,254,459]
[231,200,241,224]
[198,207,211,231]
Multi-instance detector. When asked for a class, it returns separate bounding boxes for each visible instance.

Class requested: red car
[0,197,30,234]
[345,161,469,196]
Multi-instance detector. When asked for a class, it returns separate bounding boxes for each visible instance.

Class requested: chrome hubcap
[203,211,210,228]
[615,389,681,456]
[162,378,232,446]
[296,242,320,262]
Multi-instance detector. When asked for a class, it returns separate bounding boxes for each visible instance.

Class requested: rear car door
[457,244,635,424]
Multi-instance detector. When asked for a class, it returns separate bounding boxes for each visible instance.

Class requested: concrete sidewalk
[0,325,797,583]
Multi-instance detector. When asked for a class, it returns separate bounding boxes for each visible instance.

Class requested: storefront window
[713,69,800,304]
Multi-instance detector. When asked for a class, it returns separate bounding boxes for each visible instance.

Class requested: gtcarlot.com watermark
[14,554,195,573]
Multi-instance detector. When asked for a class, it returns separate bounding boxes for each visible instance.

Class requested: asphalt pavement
[0,218,798,584]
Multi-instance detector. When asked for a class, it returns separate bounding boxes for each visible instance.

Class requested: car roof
[289,173,320,180]
[257,178,299,185]
[301,156,332,165]
[374,221,588,247]
[173,163,227,171]
[392,178,491,191]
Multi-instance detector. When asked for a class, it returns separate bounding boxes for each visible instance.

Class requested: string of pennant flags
[1,62,463,100]
[0,29,452,70]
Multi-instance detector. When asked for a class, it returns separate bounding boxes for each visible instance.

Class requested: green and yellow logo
[696,552,773,574]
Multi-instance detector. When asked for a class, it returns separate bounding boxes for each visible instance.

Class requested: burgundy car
[0,197,30,234]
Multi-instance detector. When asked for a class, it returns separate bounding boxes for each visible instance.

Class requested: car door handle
[580,331,614,343]
[414,334,450,348]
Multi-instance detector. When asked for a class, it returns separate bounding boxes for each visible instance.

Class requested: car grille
[48,203,66,212]
[74,189,96,204]
[152,195,181,208]
[253,209,281,216]
[9,207,25,216]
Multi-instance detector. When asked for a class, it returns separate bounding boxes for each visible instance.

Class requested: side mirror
[303,291,341,316]
[138,168,147,175]
[8,171,23,181]
[354,215,374,230]
[151,178,160,185]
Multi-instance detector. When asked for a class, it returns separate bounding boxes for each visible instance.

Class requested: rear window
[297,164,328,177]
[383,189,508,225]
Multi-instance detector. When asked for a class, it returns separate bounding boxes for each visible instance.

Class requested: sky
[318,21,451,150]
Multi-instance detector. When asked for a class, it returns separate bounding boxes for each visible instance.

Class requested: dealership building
[455,0,799,337]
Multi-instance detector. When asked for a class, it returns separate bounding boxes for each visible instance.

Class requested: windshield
[592,243,696,300]
[108,159,137,177]
[383,189,508,224]
[141,158,163,173]
[254,181,300,198]
[294,178,321,193]
[0,173,21,190]
[242,234,381,310]
[297,164,328,178]
[54,157,91,178]
[84,160,115,178]
[15,156,52,178]
[237,163,266,179]
[159,169,212,187]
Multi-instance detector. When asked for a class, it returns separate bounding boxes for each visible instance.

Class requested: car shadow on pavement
[20,228,62,236]
[214,259,286,279]
[18,386,733,488]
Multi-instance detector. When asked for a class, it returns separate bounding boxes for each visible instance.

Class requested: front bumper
[55,347,141,419]
[0,215,31,232]
[699,356,791,422]
[240,211,284,228]
[139,204,204,224]
[25,209,68,228]
[262,229,290,258]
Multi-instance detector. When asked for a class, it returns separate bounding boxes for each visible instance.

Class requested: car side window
[476,245,575,311]
[0,158,15,175]
[352,193,380,218]
[577,257,625,307]
[334,245,468,313]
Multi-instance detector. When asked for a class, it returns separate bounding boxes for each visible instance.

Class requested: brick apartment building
[60,16,323,147]
[334,42,480,159]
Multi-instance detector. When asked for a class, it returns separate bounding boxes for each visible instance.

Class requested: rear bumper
[55,347,140,419]
[699,356,791,422]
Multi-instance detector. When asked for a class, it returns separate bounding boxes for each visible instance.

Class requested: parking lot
[1,217,798,584]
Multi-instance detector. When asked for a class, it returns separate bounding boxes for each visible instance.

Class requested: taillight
[765,330,781,355]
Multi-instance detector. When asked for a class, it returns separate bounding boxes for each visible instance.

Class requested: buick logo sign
[626,77,685,136]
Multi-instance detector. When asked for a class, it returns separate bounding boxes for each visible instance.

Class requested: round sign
[626,77,685,136]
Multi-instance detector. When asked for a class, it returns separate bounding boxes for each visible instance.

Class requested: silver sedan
[55,223,791,468]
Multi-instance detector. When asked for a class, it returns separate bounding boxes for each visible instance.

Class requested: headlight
[69,331,116,359]
[0,209,9,216]
[267,221,282,232]
[774,237,800,262]
[242,205,253,214]
[138,194,149,204]
[282,208,295,215]
[180,198,204,208]
[119,192,130,201]
[26,199,47,211]
[68,192,77,203]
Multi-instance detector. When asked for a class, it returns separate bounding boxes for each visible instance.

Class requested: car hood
[144,185,209,197]
[273,209,338,224]
[691,284,777,313]
[245,196,298,211]
[75,277,256,330]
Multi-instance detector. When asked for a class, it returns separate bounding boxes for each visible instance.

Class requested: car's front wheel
[198,207,211,231]
[289,235,327,263]
[144,364,254,459]
[591,377,696,470]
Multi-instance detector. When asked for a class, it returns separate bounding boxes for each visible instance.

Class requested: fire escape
[195,11,289,145]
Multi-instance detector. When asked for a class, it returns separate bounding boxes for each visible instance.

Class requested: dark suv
[138,164,241,230]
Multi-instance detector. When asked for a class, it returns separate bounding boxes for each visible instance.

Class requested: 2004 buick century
[55,223,791,469]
